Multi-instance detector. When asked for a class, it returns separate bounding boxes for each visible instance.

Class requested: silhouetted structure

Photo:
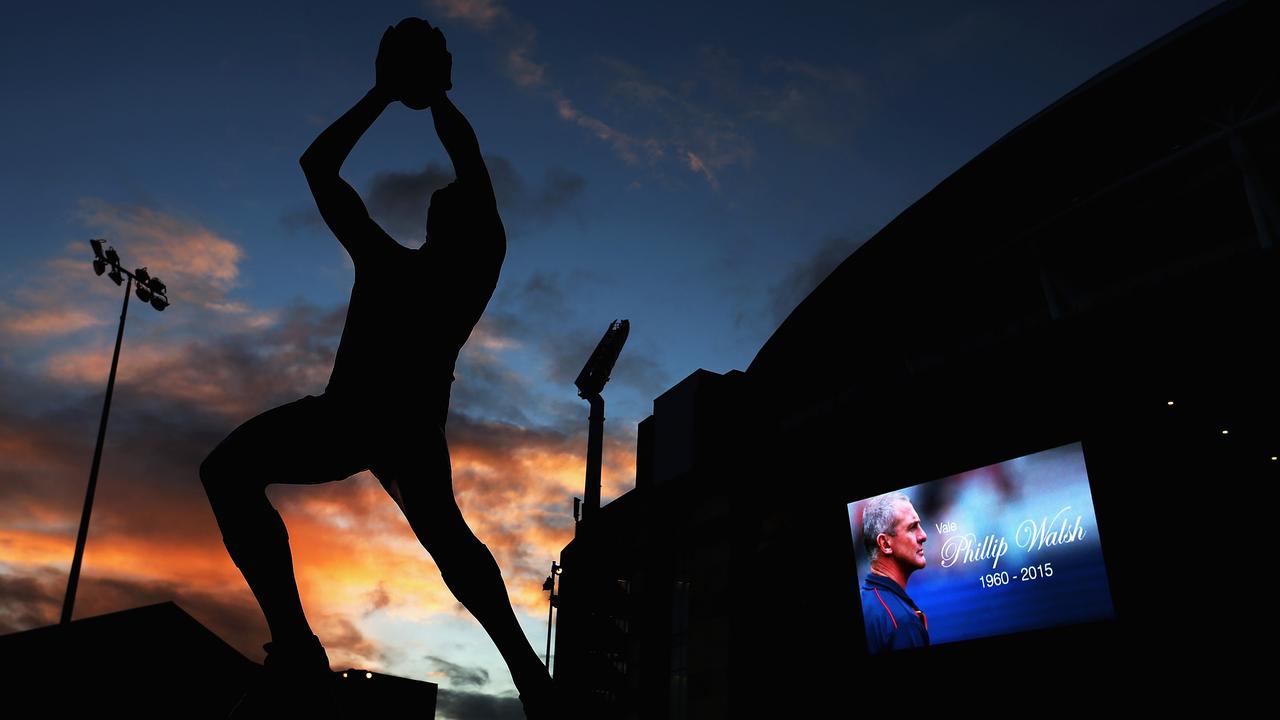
[555,370,747,719]
[328,668,439,718]
[1,603,252,716]
[0,603,437,718]
[553,1,1278,715]
[64,242,170,626]
[575,319,630,522]
[199,18,556,717]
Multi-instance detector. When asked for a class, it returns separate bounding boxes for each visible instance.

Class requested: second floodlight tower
[574,319,629,524]
[64,239,170,625]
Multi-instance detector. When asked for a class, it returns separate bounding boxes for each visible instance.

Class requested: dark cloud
[485,272,672,404]
[448,270,667,437]
[768,235,863,324]
[0,196,645,672]
[425,655,490,688]
[0,300,350,547]
[283,155,585,242]
[436,688,524,720]
[1,194,634,689]
[451,350,542,427]
[0,286,620,639]
[444,411,576,460]
[533,168,586,214]
[512,271,572,318]
[0,284,598,545]
[360,155,586,244]
[483,156,588,228]
[0,563,268,659]
[366,163,456,240]
[0,373,101,515]
[0,570,61,634]
[540,328,670,402]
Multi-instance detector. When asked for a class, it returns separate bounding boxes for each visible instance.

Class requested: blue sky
[0,1,1222,717]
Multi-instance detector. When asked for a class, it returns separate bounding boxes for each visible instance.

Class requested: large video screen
[848,442,1114,654]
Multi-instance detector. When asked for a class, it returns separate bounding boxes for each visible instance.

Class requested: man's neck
[870,559,910,592]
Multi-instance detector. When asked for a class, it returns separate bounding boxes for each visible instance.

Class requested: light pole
[61,239,170,625]
[543,560,562,670]
[573,320,629,525]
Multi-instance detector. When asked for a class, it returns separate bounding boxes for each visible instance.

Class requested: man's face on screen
[887,501,928,571]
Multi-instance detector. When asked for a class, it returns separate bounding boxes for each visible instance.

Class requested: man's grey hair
[862,491,912,561]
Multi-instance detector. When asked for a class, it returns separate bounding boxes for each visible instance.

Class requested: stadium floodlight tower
[62,239,170,625]
[573,319,629,524]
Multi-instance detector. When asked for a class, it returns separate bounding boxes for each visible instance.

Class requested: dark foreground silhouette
[200,18,558,718]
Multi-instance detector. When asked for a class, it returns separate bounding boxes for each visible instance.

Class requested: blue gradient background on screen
[849,442,1115,647]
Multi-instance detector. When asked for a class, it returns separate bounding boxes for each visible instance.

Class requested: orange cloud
[507,45,546,88]
[552,92,665,167]
[14,329,638,629]
[42,320,335,420]
[0,306,101,337]
[0,527,241,590]
[0,404,639,678]
[44,341,263,419]
[2,190,646,682]
[465,315,522,352]
[686,151,718,190]
[274,479,459,614]
[2,200,263,360]
[429,0,507,29]
[78,198,243,291]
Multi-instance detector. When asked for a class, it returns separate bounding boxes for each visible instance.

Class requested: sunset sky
[0,1,1220,717]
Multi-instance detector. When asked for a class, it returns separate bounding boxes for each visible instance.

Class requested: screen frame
[840,433,1121,658]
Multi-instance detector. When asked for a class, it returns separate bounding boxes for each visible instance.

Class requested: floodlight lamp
[107,268,124,286]
[574,319,631,397]
[103,246,120,265]
[150,295,169,312]
[134,267,151,285]
[90,239,106,260]
[148,277,166,296]
[543,576,555,592]
[93,259,107,276]
[136,285,153,302]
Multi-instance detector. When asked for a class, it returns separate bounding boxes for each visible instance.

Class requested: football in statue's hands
[382,17,451,110]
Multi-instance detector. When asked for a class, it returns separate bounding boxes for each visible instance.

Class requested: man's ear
[877,533,893,556]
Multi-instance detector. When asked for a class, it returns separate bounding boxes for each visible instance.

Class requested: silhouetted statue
[200,18,557,718]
